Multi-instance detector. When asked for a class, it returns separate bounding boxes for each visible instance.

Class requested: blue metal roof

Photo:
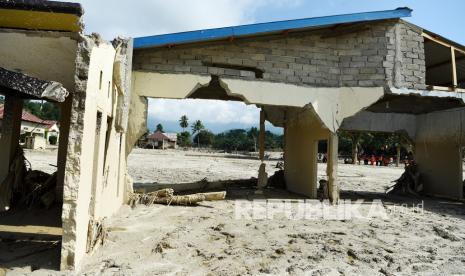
[134,7,412,49]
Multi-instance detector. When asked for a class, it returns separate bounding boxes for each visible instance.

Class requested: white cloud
[66,0,270,39]
[148,99,259,125]
[64,0,300,130]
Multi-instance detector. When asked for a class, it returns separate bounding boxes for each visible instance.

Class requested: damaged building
[0,0,133,270]
[1,0,465,272]
[130,7,465,203]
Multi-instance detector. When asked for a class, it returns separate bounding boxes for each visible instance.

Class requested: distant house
[146,130,177,149]
[0,104,59,148]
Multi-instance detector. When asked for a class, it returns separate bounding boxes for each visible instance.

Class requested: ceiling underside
[366,94,465,114]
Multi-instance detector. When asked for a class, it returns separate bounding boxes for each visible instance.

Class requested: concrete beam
[341,111,416,139]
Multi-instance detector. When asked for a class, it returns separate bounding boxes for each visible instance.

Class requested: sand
[6,148,465,275]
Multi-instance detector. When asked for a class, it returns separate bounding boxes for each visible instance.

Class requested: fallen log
[151,192,226,206]
[129,189,226,207]
[129,188,174,207]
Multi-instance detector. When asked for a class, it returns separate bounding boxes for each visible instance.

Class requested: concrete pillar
[0,94,23,183]
[257,108,267,188]
[259,109,265,161]
[327,132,340,203]
[284,109,326,198]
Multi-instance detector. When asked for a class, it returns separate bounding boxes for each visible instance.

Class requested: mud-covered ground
[5,149,465,275]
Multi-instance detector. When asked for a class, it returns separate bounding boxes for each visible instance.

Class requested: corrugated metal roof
[134,7,412,49]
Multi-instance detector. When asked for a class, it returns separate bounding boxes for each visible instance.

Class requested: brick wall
[133,20,426,89]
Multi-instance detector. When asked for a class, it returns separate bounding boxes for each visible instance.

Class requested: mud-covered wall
[284,108,329,197]
[61,37,131,270]
[415,107,465,199]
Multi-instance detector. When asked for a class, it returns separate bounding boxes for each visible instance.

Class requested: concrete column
[283,108,326,198]
[259,109,265,161]
[0,94,23,183]
[257,108,267,188]
[327,132,339,203]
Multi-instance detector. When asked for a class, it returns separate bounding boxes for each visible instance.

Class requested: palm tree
[156,123,164,133]
[179,115,189,131]
[191,120,204,148]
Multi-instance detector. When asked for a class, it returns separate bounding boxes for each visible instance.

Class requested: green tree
[156,123,164,132]
[179,115,189,131]
[191,120,205,147]
[177,131,192,147]
[193,130,215,147]
[23,100,60,121]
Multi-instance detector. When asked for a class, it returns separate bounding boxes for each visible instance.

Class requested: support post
[56,96,72,200]
[257,108,267,189]
[327,132,339,203]
[259,109,265,161]
[396,144,401,167]
[451,47,457,89]
[0,94,23,183]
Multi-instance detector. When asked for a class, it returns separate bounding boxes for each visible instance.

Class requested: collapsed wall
[60,35,133,270]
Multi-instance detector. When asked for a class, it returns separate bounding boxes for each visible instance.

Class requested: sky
[66,0,465,133]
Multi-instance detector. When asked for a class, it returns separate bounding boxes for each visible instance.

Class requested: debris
[347,248,358,262]
[100,259,120,272]
[0,147,27,211]
[267,170,286,189]
[134,178,255,194]
[212,224,225,231]
[275,161,284,170]
[87,219,108,253]
[129,189,226,207]
[129,188,174,207]
[153,241,172,254]
[432,226,460,241]
[386,162,422,196]
[22,171,57,209]
[257,163,268,188]
[318,179,329,199]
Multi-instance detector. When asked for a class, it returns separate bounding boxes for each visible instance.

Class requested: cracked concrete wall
[415,108,465,199]
[341,107,465,199]
[133,20,425,90]
[61,36,131,270]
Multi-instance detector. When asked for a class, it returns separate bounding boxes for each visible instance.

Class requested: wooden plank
[423,33,465,55]
[451,47,458,88]
[427,85,454,92]
[0,224,62,236]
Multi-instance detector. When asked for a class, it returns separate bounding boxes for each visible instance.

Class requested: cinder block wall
[133,20,425,90]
